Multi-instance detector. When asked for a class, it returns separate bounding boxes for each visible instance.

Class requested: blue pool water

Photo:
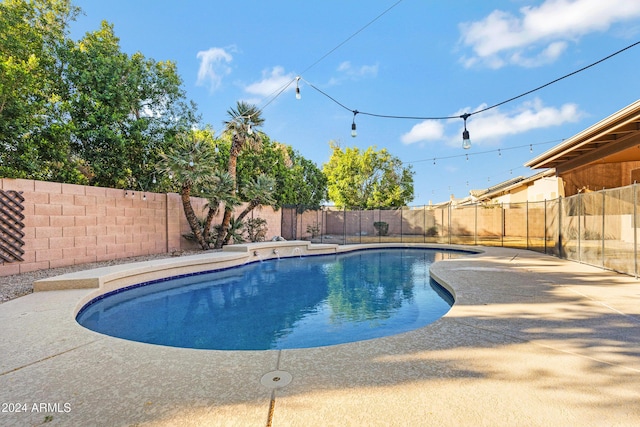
[76,248,457,350]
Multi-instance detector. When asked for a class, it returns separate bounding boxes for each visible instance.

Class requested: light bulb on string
[498,149,501,157]
[152,175,156,184]
[530,144,533,153]
[295,76,301,100]
[351,110,358,137]
[461,113,471,150]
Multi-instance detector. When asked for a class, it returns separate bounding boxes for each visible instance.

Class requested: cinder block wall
[0,179,282,277]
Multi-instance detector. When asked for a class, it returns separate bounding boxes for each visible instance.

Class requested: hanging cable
[298,39,640,123]
[404,138,562,165]
[238,1,406,121]
[299,0,406,76]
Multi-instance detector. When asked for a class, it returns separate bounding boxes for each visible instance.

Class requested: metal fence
[281,183,639,277]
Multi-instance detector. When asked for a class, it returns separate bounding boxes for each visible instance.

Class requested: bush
[306,222,320,239]
[246,218,268,242]
[373,221,389,236]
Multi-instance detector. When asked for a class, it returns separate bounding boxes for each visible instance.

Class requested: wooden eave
[525,99,640,174]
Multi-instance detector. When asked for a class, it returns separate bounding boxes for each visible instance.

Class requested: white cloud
[459,0,640,68]
[244,66,296,97]
[401,120,445,144]
[328,61,379,86]
[453,99,583,145]
[196,47,233,92]
[401,99,583,146]
[337,61,379,78]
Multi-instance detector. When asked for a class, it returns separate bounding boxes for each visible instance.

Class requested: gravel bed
[0,250,210,304]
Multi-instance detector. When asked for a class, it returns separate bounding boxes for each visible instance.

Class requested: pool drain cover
[261,370,292,389]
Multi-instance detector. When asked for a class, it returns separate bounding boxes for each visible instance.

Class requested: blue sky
[69,0,640,205]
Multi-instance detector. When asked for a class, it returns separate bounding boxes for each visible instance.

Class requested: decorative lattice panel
[0,190,25,263]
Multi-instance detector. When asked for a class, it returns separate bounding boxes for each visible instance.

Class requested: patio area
[1,246,639,426]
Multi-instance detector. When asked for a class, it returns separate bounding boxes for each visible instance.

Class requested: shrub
[373,221,389,236]
[306,222,321,239]
[246,218,268,242]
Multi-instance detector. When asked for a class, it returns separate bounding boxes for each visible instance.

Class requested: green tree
[156,132,219,250]
[200,169,238,245]
[236,136,327,208]
[214,101,265,248]
[0,0,81,181]
[280,150,327,208]
[323,141,414,208]
[228,173,277,244]
[65,21,197,188]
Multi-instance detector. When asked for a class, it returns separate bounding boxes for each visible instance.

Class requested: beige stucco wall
[0,179,281,277]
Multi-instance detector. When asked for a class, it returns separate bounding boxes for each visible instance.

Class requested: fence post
[526,200,529,250]
[558,197,563,258]
[501,203,505,247]
[343,206,346,245]
[474,203,478,246]
[634,182,638,278]
[578,193,582,263]
[378,208,382,244]
[544,199,547,254]
[448,204,452,245]
[441,207,444,244]
[602,189,606,268]
[423,205,426,243]
[320,207,323,243]
[400,207,403,243]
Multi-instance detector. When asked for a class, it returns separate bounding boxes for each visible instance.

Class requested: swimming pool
[76,248,457,350]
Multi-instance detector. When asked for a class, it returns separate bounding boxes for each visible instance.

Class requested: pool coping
[33,241,480,317]
[2,244,639,426]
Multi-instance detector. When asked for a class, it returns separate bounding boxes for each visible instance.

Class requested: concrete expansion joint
[0,339,102,377]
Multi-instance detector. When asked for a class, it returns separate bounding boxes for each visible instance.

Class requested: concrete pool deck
[1,245,639,426]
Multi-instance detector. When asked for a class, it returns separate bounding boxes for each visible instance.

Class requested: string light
[292,40,639,144]
[405,138,561,165]
[351,111,358,137]
[295,76,301,100]
[498,149,501,157]
[461,113,471,149]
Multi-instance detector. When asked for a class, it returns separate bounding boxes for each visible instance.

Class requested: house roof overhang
[472,169,556,201]
[525,99,640,174]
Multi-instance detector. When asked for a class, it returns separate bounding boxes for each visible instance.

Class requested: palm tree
[201,170,238,244]
[157,132,218,250]
[225,174,276,245]
[214,101,265,248]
